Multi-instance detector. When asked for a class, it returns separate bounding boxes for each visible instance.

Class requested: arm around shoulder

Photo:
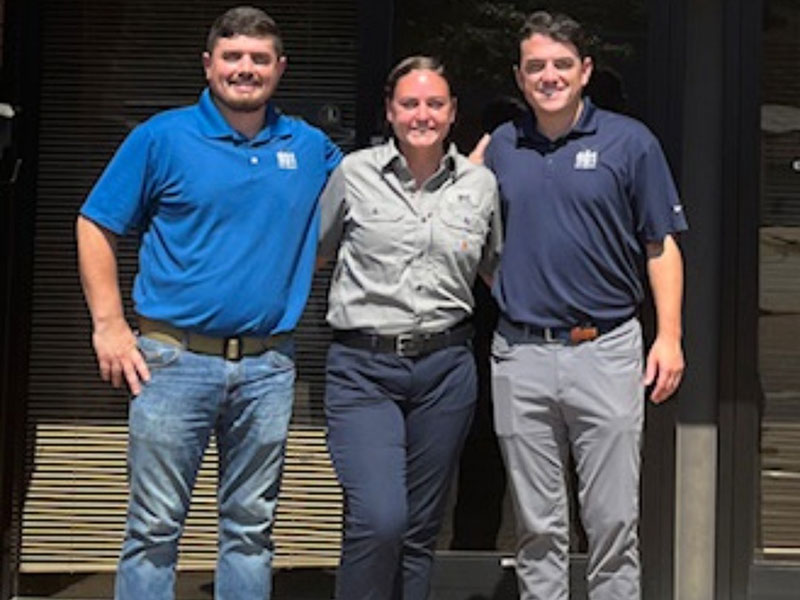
[317,163,348,267]
[468,133,492,165]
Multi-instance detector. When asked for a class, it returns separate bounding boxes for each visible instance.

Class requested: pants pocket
[136,334,181,370]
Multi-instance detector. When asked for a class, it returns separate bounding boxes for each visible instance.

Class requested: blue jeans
[325,342,477,600]
[115,334,295,600]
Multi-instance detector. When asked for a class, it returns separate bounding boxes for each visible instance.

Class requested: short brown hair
[206,6,283,56]
[518,11,590,61]
[384,56,454,101]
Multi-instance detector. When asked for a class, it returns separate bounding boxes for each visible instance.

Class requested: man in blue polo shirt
[483,11,687,600]
[76,7,340,600]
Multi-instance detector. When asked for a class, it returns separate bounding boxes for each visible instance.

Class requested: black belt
[498,315,631,344]
[332,322,474,358]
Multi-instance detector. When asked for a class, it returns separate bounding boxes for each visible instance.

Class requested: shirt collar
[196,88,292,143]
[380,137,458,184]
[573,97,598,133]
[516,96,599,146]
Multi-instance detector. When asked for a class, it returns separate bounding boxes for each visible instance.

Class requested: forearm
[76,215,125,328]
[646,234,683,341]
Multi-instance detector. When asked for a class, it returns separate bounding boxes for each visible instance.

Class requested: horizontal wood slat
[20,425,342,572]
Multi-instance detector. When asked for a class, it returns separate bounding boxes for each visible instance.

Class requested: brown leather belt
[138,316,290,361]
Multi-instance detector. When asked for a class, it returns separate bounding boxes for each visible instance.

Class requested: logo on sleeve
[276,150,298,170]
[574,149,598,170]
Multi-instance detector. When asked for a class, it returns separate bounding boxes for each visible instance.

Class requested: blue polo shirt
[485,98,687,328]
[81,88,342,336]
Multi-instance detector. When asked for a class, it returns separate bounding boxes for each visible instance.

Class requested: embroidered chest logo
[574,149,598,170]
[454,191,479,207]
[276,150,298,170]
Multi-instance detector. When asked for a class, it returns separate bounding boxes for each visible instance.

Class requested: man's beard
[211,84,267,113]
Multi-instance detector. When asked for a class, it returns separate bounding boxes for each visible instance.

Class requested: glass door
[757,0,800,563]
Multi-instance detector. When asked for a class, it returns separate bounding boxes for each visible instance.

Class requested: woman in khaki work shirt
[317,56,502,600]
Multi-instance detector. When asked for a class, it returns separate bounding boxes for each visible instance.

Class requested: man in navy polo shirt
[76,7,341,600]
[483,11,687,600]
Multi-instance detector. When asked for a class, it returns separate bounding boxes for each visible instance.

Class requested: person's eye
[554,58,575,70]
[524,61,545,74]
[222,52,242,62]
[251,54,272,65]
[428,99,446,110]
[398,99,418,110]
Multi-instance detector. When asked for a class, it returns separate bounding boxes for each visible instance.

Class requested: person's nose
[238,54,255,75]
[415,102,430,121]
[540,61,558,81]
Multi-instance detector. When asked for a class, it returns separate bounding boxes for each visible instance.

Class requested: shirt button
[250,156,259,165]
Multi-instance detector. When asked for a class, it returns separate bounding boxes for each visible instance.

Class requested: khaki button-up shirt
[319,139,502,335]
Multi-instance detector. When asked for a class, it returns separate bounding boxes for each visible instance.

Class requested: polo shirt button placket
[546,142,556,171]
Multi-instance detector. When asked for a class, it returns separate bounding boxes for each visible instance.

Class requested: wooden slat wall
[20,0,356,572]
[21,425,341,572]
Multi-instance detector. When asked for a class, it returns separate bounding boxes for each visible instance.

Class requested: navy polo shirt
[81,88,341,336]
[485,98,687,328]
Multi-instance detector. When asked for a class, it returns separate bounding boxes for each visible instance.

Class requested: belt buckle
[224,337,243,361]
[395,333,420,357]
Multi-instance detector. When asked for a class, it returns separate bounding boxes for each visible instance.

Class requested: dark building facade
[1,0,798,598]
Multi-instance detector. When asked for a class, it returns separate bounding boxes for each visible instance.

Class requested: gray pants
[491,317,644,600]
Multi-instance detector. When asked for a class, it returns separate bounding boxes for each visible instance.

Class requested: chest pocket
[440,190,487,236]
[358,201,405,224]
[347,200,412,279]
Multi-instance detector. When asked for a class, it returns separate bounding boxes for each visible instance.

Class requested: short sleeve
[318,164,347,259]
[79,124,157,235]
[478,180,503,281]
[324,135,344,175]
[632,136,688,242]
